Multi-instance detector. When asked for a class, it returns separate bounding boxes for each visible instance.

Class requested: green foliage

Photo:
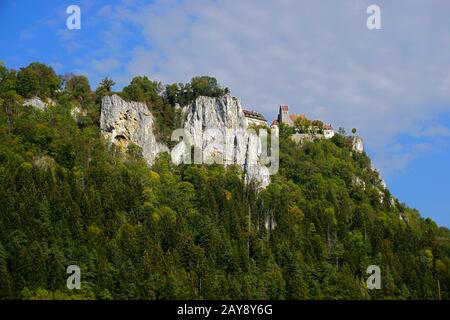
[97,77,115,93]
[63,75,92,103]
[0,62,17,96]
[16,62,61,99]
[293,117,324,134]
[119,76,180,145]
[0,62,449,300]
[190,76,228,98]
[94,77,116,104]
[121,76,160,102]
[164,76,228,106]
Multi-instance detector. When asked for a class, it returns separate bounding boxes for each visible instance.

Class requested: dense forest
[0,62,449,300]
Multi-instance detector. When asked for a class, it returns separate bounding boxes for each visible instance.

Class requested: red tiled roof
[323,124,334,130]
[271,120,279,126]
[289,114,306,122]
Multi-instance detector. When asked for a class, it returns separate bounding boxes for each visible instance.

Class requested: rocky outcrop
[291,133,323,144]
[33,155,56,171]
[23,97,49,110]
[100,94,273,188]
[71,106,86,123]
[182,95,248,164]
[352,176,366,190]
[171,95,272,187]
[352,136,364,153]
[100,94,169,165]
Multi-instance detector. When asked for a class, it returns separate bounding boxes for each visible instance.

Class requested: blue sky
[1,0,449,227]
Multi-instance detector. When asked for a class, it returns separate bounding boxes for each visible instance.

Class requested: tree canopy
[0,62,448,300]
[16,62,61,99]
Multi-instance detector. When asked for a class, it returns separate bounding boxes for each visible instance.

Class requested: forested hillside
[0,62,449,299]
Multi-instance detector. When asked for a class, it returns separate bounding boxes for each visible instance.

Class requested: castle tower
[278,105,291,125]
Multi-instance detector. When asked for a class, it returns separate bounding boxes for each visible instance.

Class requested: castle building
[274,105,335,139]
[323,124,335,139]
[277,105,305,126]
[243,109,268,127]
[271,120,279,136]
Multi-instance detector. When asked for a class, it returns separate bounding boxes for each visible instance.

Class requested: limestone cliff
[352,136,364,153]
[100,94,272,187]
[23,97,52,110]
[173,95,270,185]
[100,94,169,165]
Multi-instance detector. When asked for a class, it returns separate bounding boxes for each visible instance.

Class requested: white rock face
[71,106,86,120]
[352,176,366,190]
[183,95,247,164]
[100,94,169,165]
[173,95,271,187]
[352,136,364,153]
[23,97,48,110]
[100,94,272,187]
[242,130,271,187]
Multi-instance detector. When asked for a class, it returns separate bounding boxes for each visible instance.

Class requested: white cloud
[19,30,34,41]
[83,0,450,177]
[56,29,84,53]
[416,124,450,138]
[92,58,121,74]
[49,61,64,72]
